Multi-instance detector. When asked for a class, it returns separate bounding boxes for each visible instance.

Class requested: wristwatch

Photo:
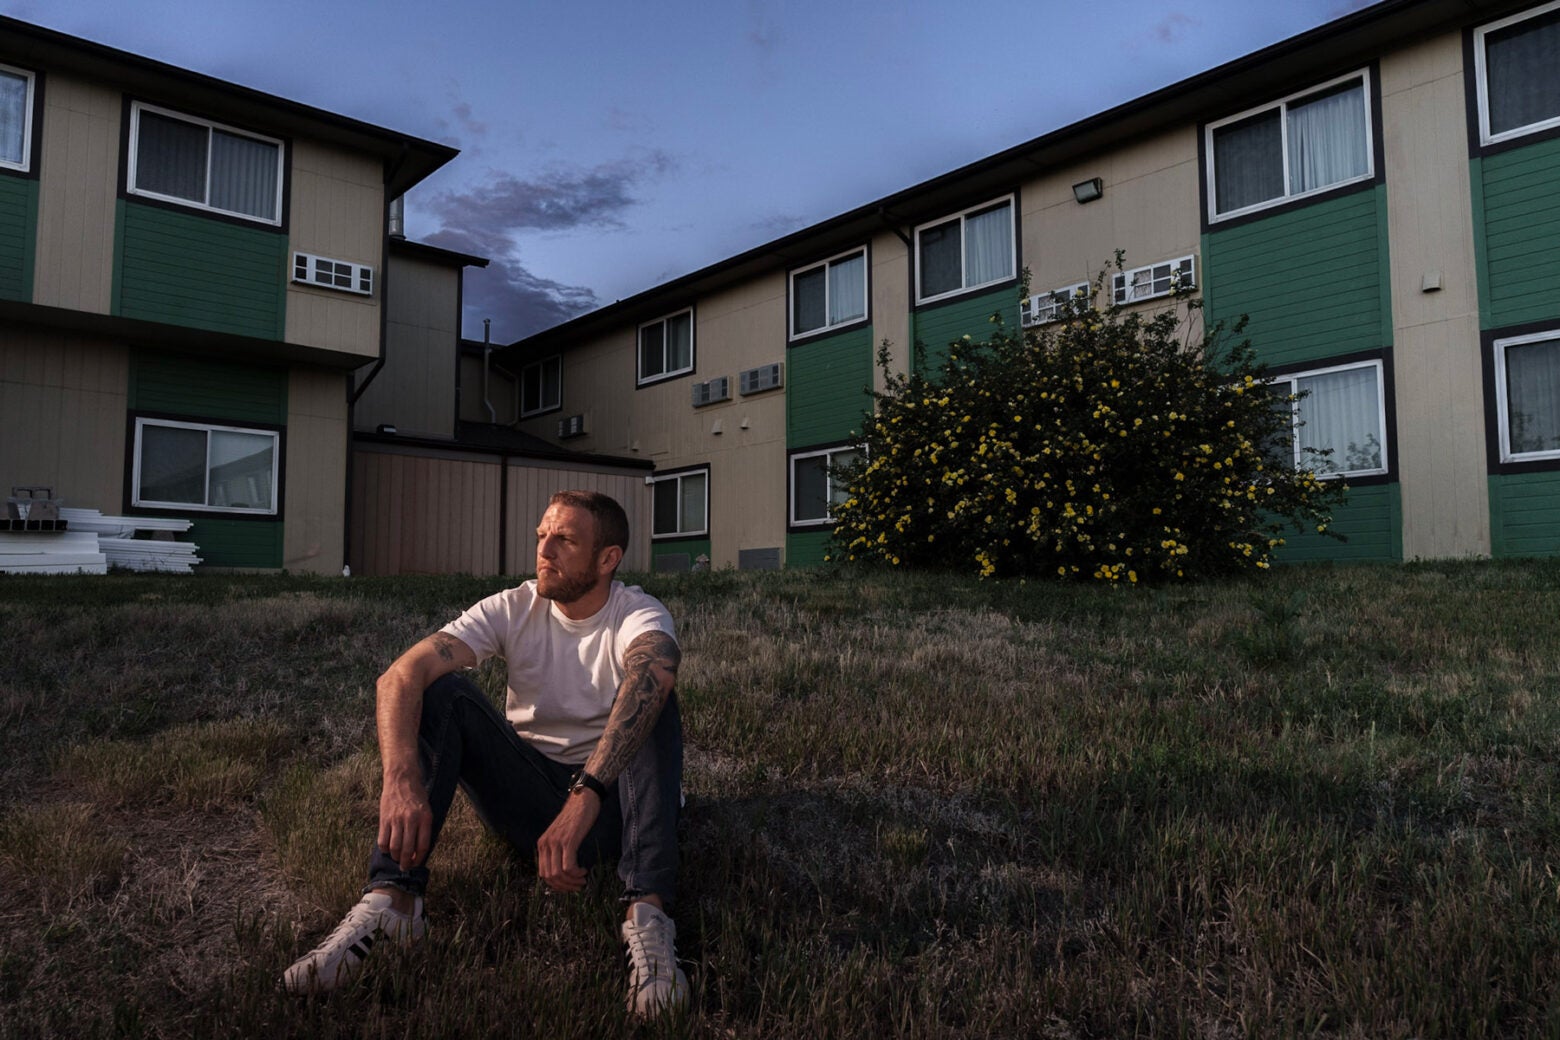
[569,770,609,801]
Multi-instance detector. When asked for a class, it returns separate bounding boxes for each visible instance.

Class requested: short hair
[548,490,630,556]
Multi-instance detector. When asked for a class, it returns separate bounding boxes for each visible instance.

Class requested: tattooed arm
[536,629,680,893]
[375,631,477,871]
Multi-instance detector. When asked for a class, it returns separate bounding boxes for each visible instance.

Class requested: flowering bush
[830,268,1344,582]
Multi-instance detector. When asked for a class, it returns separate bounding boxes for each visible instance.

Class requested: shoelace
[306,901,391,957]
[625,920,674,976]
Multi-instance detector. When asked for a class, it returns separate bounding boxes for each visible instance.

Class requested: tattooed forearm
[429,632,464,663]
[586,630,680,787]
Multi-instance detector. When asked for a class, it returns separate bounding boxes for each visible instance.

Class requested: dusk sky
[5,1,1374,341]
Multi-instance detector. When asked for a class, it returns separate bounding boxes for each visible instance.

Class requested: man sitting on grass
[283,490,687,1017]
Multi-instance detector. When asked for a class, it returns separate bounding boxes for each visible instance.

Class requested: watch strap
[571,770,609,801]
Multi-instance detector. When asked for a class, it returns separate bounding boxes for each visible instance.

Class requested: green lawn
[0,562,1556,1038]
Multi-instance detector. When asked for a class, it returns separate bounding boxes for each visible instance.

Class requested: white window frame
[789,247,868,340]
[637,308,695,387]
[1112,256,1196,306]
[0,62,35,173]
[292,252,374,296]
[1022,282,1091,327]
[1205,69,1375,223]
[127,102,285,226]
[1269,359,1388,480]
[1473,0,1560,146]
[131,417,280,515]
[789,445,860,527]
[520,355,562,417]
[913,194,1017,305]
[651,468,708,539]
[1494,328,1560,462]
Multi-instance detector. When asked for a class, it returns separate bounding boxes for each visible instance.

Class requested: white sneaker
[282,891,426,994]
[621,901,688,1017]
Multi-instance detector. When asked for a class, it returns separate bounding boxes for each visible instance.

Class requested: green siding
[115,200,287,339]
[786,325,874,447]
[1473,137,1560,329]
[912,287,1020,375]
[0,175,37,302]
[130,351,288,425]
[1274,482,1402,564]
[652,539,710,571]
[1202,187,1391,368]
[786,529,833,568]
[1489,472,1560,558]
[129,351,288,570]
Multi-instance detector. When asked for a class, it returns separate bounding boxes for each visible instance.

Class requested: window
[790,446,862,526]
[0,63,34,172]
[1112,256,1195,305]
[132,418,279,514]
[1270,360,1387,478]
[521,355,562,417]
[1206,71,1373,220]
[128,103,284,224]
[651,469,708,538]
[638,309,694,385]
[1475,1,1560,145]
[1022,282,1090,327]
[915,196,1016,304]
[791,248,867,339]
[1495,330,1560,462]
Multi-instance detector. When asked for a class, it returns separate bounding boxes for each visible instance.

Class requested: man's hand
[378,770,434,871]
[536,788,601,893]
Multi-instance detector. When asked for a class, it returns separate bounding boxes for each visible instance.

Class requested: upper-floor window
[521,355,562,417]
[1494,329,1560,462]
[1270,359,1387,479]
[638,308,693,386]
[132,417,279,514]
[0,63,34,172]
[1206,70,1374,221]
[128,102,284,225]
[1475,1,1560,145]
[790,248,867,340]
[915,195,1015,304]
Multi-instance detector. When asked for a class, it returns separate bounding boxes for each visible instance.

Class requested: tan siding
[33,75,119,313]
[0,328,127,511]
[355,254,459,437]
[870,229,912,390]
[283,140,383,360]
[282,369,349,574]
[1381,33,1488,559]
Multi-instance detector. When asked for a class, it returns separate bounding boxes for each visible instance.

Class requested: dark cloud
[423,154,675,341]
[1151,12,1198,43]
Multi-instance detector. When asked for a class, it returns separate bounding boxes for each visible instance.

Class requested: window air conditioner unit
[739,362,783,395]
[293,252,374,296]
[557,414,585,438]
[691,376,730,408]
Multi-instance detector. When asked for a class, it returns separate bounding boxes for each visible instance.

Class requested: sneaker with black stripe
[282,891,426,994]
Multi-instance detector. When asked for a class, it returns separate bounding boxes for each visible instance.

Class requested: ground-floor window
[1269,359,1387,478]
[789,445,862,526]
[651,467,708,538]
[1495,328,1560,462]
[132,416,280,513]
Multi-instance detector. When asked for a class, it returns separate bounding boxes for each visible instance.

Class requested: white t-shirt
[439,580,676,766]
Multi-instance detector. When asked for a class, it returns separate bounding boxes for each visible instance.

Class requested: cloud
[1150,12,1198,44]
[422,154,676,340]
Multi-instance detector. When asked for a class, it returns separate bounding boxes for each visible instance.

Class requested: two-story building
[501,0,1560,571]
[0,15,470,573]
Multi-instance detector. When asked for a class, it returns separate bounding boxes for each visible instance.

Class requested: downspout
[482,317,495,422]
[498,452,509,575]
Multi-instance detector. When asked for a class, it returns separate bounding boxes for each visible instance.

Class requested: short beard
[536,569,599,605]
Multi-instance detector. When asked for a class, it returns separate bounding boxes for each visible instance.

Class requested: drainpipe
[482,317,496,422]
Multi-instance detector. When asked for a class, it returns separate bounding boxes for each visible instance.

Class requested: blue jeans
[366,673,683,906]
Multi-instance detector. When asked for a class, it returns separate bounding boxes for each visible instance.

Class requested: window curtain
[964,203,1012,288]
[210,130,279,220]
[0,70,25,165]
[680,473,707,533]
[1505,339,1560,455]
[667,313,693,372]
[1486,8,1560,136]
[1213,109,1282,214]
[827,253,865,325]
[1287,82,1368,195]
[827,450,862,513]
[1297,367,1382,474]
[136,112,207,203]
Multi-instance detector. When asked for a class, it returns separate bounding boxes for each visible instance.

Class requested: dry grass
[0,563,1557,1038]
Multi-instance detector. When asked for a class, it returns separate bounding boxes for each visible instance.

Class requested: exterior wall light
[1072,177,1104,204]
